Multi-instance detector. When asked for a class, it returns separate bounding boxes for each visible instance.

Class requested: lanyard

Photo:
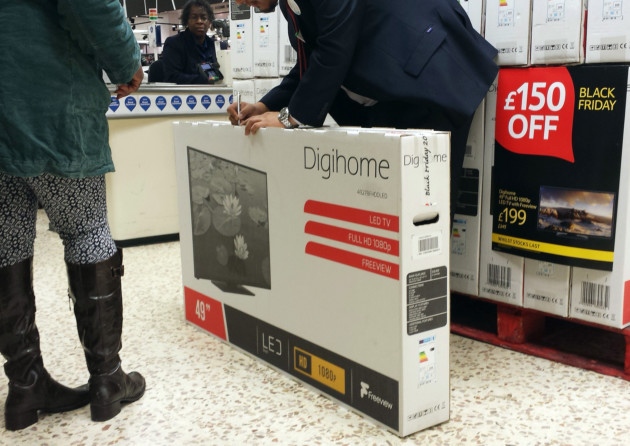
[285,2,307,78]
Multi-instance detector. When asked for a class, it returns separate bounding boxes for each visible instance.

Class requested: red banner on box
[496,67,575,162]
[304,200,399,232]
[184,287,227,340]
[305,242,399,280]
[304,221,399,256]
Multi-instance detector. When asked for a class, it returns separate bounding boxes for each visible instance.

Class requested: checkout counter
[107,84,232,245]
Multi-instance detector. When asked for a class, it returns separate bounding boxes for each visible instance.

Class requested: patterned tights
[0,172,117,268]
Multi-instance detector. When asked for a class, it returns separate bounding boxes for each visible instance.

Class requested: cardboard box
[479,78,525,305]
[231,79,256,104]
[491,66,629,271]
[253,8,280,77]
[450,102,485,296]
[530,0,585,65]
[278,11,296,76]
[570,266,630,328]
[484,0,533,66]
[229,2,254,79]
[458,0,486,35]
[173,122,452,436]
[523,259,570,316]
[491,65,630,327]
[585,0,630,63]
[254,77,282,102]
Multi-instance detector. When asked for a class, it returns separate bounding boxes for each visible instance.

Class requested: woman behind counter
[161,0,218,84]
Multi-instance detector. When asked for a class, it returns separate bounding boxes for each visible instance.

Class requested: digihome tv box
[173,122,451,436]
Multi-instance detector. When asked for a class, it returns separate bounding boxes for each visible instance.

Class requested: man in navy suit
[227,0,498,217]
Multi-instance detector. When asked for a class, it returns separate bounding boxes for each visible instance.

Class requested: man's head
[234,0,280,13]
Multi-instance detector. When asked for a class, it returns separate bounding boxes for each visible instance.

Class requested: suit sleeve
[57,0,140,84]
[261,0,365,127]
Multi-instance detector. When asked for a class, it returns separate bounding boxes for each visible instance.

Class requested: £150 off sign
[495,67,576,163]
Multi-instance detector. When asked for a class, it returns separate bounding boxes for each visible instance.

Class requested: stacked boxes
[490,65,630,328]
[278,7,297,76]
[450,103,486,296]
[479,78,525,305]
[253,7,280,77]
[484,0,533,66]
[585,0,630,63]
[523,260,571,316]
[174,122,452,436]
[484,0,590,66]
[458,0,486,34]
[230,3,287,98]
[229,1,254,79]
[530,0,586,65]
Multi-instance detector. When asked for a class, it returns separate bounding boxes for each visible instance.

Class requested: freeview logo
[359,382,394,410]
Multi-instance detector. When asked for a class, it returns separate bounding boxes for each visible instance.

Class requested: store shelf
[450,293,630,380]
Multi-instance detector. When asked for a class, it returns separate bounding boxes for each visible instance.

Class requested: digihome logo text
[360,382,394,410]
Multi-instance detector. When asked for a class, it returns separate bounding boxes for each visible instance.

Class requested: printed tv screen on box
[173,122,452,437]
[491,65,630,271]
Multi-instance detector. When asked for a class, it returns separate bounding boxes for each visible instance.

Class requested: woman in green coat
[0,1,145,430]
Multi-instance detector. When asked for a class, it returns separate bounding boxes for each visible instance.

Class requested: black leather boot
[1,257,89,431]
[66,249,145,422]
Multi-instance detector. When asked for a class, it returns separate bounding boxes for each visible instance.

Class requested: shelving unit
[451,293,630,380]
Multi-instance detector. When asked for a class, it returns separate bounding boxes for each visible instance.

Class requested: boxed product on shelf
[523,260,571,317]
[479,77,525,305]
[530,0,586,65]
[231,79,255,103]
[173,121,452,436]
[458,0,486,35]
[484,0,533,66]
[229,2,254,79]
[278,8,296,76]
[570,266,630,328]
[491,65,629,271]
[490,65,630,327]
[254,77,282,102]
[450,102,485,296]
[253,7,280,78]
[585,0,630,63]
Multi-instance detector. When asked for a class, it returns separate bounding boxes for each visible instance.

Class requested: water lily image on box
[187,147,271,295]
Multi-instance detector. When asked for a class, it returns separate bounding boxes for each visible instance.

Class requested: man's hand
[115,66,144,99]
[241,111,286,135]
[227,101,269,127]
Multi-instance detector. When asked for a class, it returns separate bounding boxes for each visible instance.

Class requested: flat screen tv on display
[187,147,271,295]
[537,185,615,240]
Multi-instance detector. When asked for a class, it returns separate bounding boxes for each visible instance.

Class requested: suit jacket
[260,0,498,127]
[161,29,217,85]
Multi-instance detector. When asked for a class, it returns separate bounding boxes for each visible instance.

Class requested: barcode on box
[580,281,611,310]
[487,263,511,289]
[413,233,440,258]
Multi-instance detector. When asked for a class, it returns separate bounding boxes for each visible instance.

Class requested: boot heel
[5,409,38,431]
[90,401,121,422]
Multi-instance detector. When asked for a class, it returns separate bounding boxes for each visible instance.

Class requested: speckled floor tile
[1,211,629,445]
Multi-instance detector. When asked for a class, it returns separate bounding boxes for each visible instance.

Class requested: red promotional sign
[496,67,575,162]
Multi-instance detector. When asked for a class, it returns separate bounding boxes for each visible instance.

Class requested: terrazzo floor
[1,210,629,445]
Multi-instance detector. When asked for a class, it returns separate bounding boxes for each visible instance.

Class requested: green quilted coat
[0,0,140,177]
